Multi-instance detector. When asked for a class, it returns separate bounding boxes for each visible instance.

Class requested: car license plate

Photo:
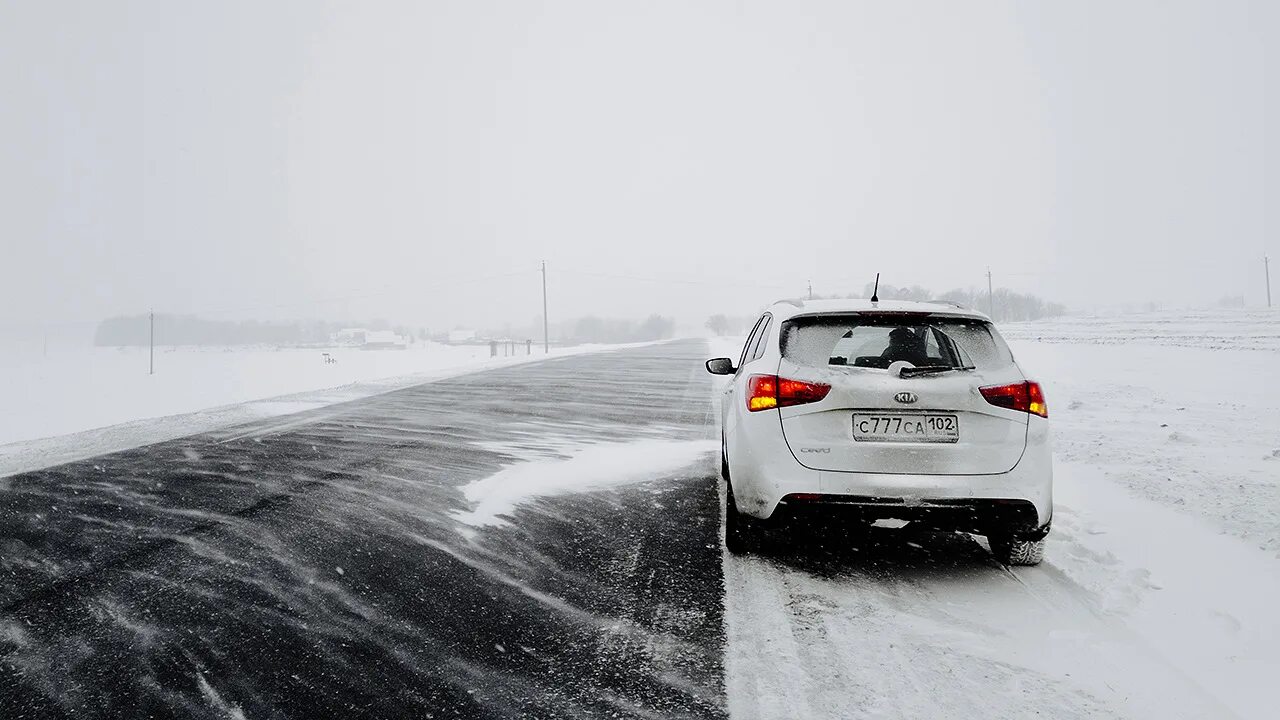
[853,414,959,443]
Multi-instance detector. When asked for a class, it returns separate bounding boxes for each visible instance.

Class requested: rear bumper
[773,495,1049,538]
[729,417,1052,532]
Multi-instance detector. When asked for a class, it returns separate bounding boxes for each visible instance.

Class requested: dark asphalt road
[1,341,726,719]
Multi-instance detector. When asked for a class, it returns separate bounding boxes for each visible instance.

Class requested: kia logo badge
[894,392,918,404]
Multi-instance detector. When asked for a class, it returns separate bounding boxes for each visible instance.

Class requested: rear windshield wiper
[899,365,975,377]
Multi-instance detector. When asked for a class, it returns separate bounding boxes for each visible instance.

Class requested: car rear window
[780,314,1014,370]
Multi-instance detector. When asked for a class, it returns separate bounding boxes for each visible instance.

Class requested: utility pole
[1266,255,1273,308]
[807,280,813,300]
[986,267,994,319]
[149,310,155,375]
[541,261,549,354]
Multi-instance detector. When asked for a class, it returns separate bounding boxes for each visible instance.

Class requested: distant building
[361,330,408,350]
[333,328,367,346]
[448,329,478,344]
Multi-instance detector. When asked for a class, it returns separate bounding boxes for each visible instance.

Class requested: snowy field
[0,341,630,477]
[712,308,1280,719]
[1001,307,1280,352]
[1006,309,1280,554]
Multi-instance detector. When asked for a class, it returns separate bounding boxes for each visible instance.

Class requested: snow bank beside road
[1049,462,1280,720]
[1009,334,1280,555]
[0,343,491,446]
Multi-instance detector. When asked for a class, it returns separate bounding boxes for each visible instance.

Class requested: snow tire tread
[990,536,1045,566]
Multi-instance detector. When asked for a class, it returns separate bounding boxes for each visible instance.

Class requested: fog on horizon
[2,0,1274,336]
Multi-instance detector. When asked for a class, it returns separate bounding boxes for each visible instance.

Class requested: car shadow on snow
[739,521,1002,580]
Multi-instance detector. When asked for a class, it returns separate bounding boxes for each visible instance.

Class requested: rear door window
[749,315,773,362]
[781,314,1013,370]
[739,315,767,369]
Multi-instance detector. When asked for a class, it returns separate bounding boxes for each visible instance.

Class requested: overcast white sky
[1,0,1274,330]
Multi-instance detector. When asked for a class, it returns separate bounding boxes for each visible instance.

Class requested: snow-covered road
[722,459,1278,719]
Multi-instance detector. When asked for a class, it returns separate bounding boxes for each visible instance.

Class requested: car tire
[988,535,1045,566]
[724,481,758,555]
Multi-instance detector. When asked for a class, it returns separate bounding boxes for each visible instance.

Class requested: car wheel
[988,535,1045,566]
[724,481,757,555]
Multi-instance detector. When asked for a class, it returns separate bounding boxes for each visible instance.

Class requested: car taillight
[980,381,1048,418]
[746,374,831,412]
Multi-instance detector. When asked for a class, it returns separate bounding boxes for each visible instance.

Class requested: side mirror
[705,357,736,375]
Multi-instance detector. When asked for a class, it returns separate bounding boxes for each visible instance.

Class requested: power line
[554,268,792,291]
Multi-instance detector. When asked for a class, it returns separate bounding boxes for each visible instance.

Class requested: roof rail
[775,298,804,308]
[926,299,966,309]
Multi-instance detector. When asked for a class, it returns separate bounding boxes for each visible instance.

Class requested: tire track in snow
[720,524,1237,719]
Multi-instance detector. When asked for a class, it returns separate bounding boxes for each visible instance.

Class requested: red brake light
[747,375,778,411]
[779,377,831,407]
[747,374,830,412]
[980,381,1048,418]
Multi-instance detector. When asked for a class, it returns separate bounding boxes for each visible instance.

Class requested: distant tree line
[566,314,675,344]
[474,314,678,345]
[704,314,761,336]
[826,283,1065,322]
[94,314,426,347]
[703,285,1065,329]
[863,283,1066,323]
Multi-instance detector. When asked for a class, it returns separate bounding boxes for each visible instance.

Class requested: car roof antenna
[870,273,880,303]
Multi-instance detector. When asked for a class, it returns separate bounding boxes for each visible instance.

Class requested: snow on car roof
[768,298,991,321]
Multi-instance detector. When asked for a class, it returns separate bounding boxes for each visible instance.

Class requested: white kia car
[707,299,1052,565]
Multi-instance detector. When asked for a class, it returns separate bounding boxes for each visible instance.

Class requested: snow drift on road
[452,438,718,529]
